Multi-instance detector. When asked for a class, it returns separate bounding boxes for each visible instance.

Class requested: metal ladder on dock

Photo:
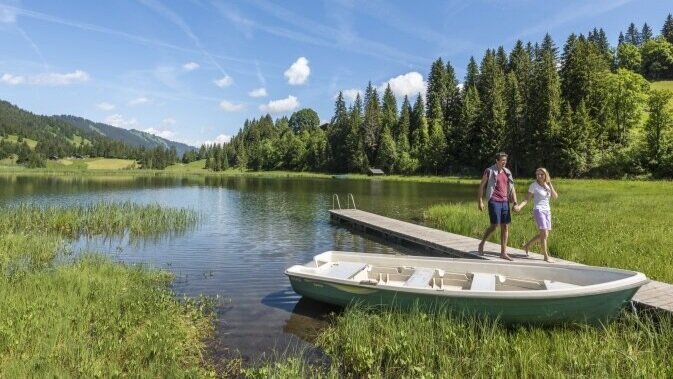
[332,193,357,210]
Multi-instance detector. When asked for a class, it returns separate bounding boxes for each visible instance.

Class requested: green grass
[85,158,137,170]
[650,80,673,107]
[425,179,673,282]
[166,159,207,171]
[307,306,673,378]
[0,202,215,376]
[0,134,38,149]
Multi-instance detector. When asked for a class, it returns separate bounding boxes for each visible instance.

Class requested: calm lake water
[0,174,476,361]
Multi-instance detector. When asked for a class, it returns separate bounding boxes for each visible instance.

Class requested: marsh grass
[425,179,673,282]
[0,202,215,376]
[0,202,199,239]
[314,305,673,378]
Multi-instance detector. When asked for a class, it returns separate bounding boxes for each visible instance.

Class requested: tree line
[195,14,673,178]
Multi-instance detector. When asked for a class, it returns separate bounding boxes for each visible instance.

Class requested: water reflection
[0,174,476,359]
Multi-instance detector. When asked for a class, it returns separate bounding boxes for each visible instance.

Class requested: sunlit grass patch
[85,158,137,170]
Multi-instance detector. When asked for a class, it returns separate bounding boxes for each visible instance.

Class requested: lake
[0,174,477,361]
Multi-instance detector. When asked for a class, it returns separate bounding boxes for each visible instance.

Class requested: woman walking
[513,168,558,262]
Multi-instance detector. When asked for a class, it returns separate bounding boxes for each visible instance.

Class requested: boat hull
[288,275,639,325]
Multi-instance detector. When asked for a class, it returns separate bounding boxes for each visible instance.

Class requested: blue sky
[0,0,670,147]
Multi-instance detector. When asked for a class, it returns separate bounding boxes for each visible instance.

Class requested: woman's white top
[528,181,551,211]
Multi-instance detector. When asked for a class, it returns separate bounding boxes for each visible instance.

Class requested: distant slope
[56,115,196,157]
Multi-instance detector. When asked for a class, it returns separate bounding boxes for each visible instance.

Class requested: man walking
[477,152,518,261]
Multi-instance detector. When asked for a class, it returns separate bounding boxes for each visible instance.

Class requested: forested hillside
[197,14,673,178]
[56,115,195,157]
[0,100,179,169]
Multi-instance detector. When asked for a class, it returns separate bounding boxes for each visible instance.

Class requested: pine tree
[362,82,381,164]
[328,91,350,171]
[397,96,412,154]
[456,85,481,169]
[475,49,506,167]
[381,85,399,140]
[376,125,397,173]
[504,72,524,175]
[426,58,448,123]
[641,23,653,42]
[625,22,641,46]
[426,98,447,173]
[560,35,610,110]
[528,35,562,170]
[495,46,508,73]
[618,32,625,46]
[464,57,480,89]
[662,14,673,45]
[346,94,367,172]
[444,61,461,158]
[410,95,429,168]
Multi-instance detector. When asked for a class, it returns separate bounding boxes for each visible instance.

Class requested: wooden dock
[329,208,673,313]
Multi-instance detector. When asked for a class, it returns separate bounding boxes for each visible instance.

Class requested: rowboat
[285,251,649,324]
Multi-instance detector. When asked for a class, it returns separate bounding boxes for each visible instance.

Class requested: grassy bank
[247,306,673,378]
[425,179,673,283]
[0,202,216,377]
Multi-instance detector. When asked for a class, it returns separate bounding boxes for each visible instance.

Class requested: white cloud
[129,97,150,106]
[1,70,89,86]
[144,128,176,140]
[104,114,137,129]
[33,70,89,85]
[162,117,177,125]
[284,57,310,85]
[202,134,232,145]
[214,75,233,87]
[1,73,25,85]
[248,87,267,97]
[339,88,362,102]
[182,62,200,71]
[456,82,464,91]
[381,71,426,98]
[96,102,115,111]
[259,95,299,113]
[219,100,244,112]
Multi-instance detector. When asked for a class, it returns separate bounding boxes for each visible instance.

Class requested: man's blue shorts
[488,200,511,225]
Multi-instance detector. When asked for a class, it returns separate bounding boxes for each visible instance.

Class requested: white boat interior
[287,251,647,294]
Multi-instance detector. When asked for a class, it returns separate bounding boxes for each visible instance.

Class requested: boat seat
[404,268,435,288]
[318,262,368,280]
[544,280,579,290]
[470,273,496,291]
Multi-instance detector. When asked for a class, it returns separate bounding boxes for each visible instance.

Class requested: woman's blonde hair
[535,167,551,183]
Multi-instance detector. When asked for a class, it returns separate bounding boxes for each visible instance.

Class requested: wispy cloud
[182,62,199,71]
[0,1,17,24]
[1,73,24,85]
[138,0,231,79]
[201,134,232,145]
[219,100,244,112]
[129,97,150,106]
[214,75,233,88]
[162,117,176,125]
[507,0,633,42]
[259,95,299,113]
[105,114,137,129]
[284,57,310,85]
[0,70,89,85]
[248,87,267,97]
[144,127,176,139]
[96,102,115,111]
[0,4,254,65]
[212,1,427,66]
